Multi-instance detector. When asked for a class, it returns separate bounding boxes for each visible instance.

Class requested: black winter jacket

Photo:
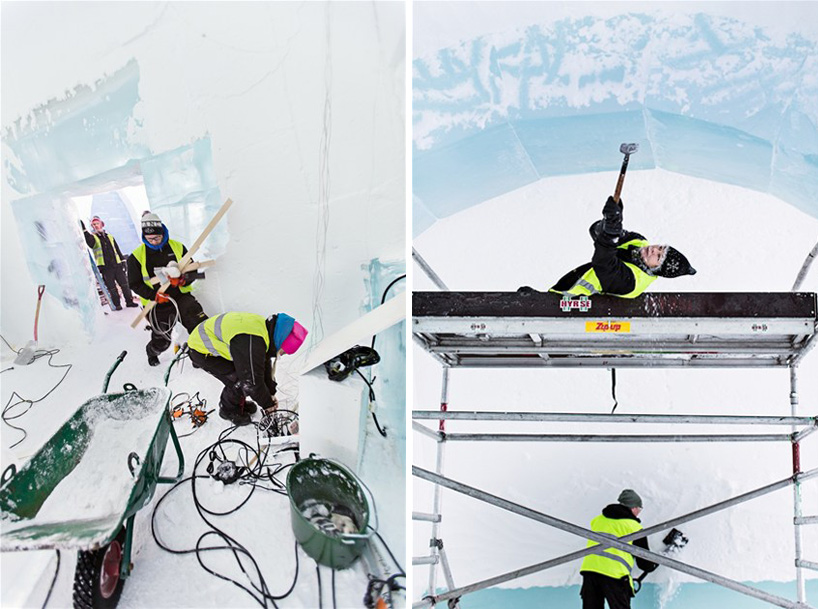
[126,241,196,302]
[599,503,658,574]
[84,229,125,268]
[551,225,650,296]
[226,316,279,411]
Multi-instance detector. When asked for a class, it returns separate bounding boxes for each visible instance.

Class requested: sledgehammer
[613,143,639,205]
[633,528,689,593]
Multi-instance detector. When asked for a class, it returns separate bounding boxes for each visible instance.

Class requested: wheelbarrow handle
[102,351,128,394]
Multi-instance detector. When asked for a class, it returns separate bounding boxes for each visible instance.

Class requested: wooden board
[130,198,233,328]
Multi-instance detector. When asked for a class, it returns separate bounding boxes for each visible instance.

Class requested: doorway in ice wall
[72,182,150,312]
[4,60,225,337]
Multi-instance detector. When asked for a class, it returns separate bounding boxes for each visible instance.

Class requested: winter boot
[240,395,257,415]
[218,406,252,426]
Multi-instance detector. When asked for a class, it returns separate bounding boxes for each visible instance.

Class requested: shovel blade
[620,142,639,155]
[13,341,37,366]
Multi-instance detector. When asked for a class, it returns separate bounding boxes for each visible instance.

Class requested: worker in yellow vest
[187,311,308,426]
[126,213,208,366]
[580,489,658,609]
[532,196,695,298]
[82,216,137,310]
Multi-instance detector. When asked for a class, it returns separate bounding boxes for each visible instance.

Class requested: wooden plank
[147,260,216,285]
[130,198,234,328]
[300,291,406,374]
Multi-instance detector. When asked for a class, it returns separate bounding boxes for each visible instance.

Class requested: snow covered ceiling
[413,6,818,236]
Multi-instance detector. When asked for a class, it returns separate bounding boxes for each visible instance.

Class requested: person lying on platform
[524,196,696,298]
[186,312,308,426]
[579,489,658,609]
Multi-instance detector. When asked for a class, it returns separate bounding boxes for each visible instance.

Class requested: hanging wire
[311,3,333,346]
[610,368,619,414]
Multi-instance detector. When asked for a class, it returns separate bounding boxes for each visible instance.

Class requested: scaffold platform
[412,291,818,368]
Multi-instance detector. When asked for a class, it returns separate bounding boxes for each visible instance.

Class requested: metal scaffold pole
[412,290,818,608]
[791,366,807,604]
[426,366,450,599]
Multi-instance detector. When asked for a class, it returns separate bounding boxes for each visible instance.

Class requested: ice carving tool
[613,142,639,205]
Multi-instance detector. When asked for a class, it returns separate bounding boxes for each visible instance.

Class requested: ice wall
[1,1,405,349]
[358,258,407,573]
[413,10,818,236]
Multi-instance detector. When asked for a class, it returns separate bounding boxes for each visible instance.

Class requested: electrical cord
[41,550,60,609]
[363,527,406,608]
[370,274,405,350]
[147,294,181,342]
[355,369,387,438]
[0,343,72,448]
[332,566,337,609]
[316,562,323,609]
[151,422,300,607]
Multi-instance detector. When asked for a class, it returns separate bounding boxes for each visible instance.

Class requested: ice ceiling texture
[413,12,818,236]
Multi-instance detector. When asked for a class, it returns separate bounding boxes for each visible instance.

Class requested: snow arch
[413,12,818,236]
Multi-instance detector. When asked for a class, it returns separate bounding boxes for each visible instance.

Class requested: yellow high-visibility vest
[187,312,269,359]
[130,240,193,305]
[580,513,643,591]
[91,233,121,267]
[555,238,656,299]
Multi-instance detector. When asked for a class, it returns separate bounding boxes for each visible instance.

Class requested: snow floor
[1,307,392,608]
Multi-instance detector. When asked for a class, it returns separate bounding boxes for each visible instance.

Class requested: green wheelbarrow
[0,351,185,608]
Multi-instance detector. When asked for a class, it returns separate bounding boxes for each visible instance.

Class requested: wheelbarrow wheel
[73,526,127,609]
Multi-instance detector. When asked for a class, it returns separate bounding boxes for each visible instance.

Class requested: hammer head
[620,142,639,155]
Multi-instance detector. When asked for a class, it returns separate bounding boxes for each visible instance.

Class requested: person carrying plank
[127,213,208,366]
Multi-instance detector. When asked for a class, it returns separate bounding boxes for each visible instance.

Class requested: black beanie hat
[655,246,696,278]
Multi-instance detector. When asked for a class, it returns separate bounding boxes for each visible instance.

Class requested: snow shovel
[613,142,639,205]
[13,285,46,366]
[633,527,689,593]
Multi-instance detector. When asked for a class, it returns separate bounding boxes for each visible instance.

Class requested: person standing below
[579,489,658,609]
[82,215,137,310]
[127,212,208,367]
[187,312,308,426]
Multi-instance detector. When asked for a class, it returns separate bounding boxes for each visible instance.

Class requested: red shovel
[14,285,46,366]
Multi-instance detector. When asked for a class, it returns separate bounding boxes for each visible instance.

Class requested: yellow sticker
[585,321,631,333]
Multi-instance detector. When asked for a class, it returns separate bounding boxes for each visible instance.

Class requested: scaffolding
[412,290,818,609]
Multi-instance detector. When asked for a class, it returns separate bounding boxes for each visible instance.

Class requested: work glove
[165,261,181,278]
[80,220,87,231]
[168,275,187,287]
[154,292,170,304]
[601,196,623,237]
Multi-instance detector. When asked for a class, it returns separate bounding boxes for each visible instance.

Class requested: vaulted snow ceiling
[413,12,818,236]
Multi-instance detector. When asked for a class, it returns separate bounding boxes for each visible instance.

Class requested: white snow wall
[1,0,405,569]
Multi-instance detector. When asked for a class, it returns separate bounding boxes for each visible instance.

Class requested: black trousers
[187,349,244,412]
[146,294,207,358]
[100,263,134,308]
[580,572,632,609]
